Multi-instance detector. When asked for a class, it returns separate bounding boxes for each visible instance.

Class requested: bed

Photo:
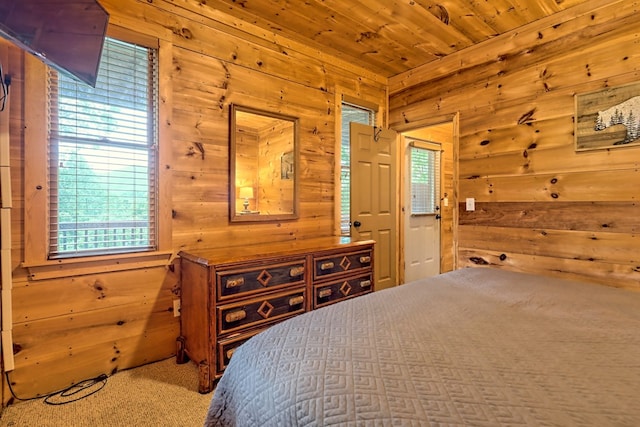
[205,267,640,426]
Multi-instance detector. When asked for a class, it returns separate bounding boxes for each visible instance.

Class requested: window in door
[409,144,441,215]
[340,102,375,235]
[48,37,158,258]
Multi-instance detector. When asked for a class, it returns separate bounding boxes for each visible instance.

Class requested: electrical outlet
[465,197,475,211]
[173,299,181,317]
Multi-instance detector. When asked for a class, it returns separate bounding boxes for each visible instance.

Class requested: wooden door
[403,138,441,282]
[350,123,397,290]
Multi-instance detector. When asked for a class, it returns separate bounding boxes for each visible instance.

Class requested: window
[409,143,441,215]
[47,37,158,258]
[340,102,375,236]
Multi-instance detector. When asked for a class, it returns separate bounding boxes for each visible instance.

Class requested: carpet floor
[0,358,212,427]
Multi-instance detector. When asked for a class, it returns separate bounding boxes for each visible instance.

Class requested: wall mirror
[230,104,299,222]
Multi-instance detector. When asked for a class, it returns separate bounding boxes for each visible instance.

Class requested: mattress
[205,268,640,426]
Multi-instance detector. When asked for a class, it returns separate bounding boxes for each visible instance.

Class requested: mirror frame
[229,104,300,222]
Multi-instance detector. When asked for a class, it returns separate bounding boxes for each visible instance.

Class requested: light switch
[465,197,475,211]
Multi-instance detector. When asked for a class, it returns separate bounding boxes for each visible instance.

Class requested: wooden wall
[2,0,387,400]
[389,0,640,291]
[257,121,295,215]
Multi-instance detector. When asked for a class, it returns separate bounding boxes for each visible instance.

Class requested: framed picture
[575,81,640,151]
[281,151,294,179]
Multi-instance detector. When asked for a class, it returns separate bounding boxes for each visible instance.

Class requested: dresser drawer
[314,273,373,309]
[216,259,306,301]
[217,287,306,335]
[313,249,372,280]
[216,328,265,374]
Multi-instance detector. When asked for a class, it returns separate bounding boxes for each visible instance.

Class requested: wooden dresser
[176,237,375,393]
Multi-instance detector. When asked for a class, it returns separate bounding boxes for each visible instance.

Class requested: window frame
[49,37,158,258]
[23,26,172,279]
[408,140,442,216]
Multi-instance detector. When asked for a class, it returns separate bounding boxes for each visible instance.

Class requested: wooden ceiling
[203,0,593,78]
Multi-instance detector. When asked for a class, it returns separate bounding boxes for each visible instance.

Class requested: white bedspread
[205,268,640,426]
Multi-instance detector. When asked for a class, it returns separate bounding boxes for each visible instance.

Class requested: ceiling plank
[161,0,600,78]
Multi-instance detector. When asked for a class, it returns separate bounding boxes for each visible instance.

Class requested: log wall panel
[11,267,177,321]
[390,1,640,290]
[458,248,640,291]
[461,225,640,266]
[461,169,640,203]
[13,299,177,369]
[3,0,387,400]
[460,201,640,233]
[459,117,573,160]
[10,319,178,397]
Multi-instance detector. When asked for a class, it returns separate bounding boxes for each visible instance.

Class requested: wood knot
[517,109,536,125]
[357,32,378,42]
[93,281,107,299]
[469,257,489,265]
[499,254,507,261]
[434,4,450,24]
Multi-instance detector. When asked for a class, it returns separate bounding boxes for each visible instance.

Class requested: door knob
[353,220,361,227]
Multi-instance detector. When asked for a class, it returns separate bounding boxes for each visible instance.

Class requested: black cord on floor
[5,371,108,405]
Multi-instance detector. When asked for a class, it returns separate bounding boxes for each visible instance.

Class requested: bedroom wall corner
[388,0,640,291]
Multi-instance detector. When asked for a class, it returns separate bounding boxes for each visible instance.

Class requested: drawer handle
[360,279,372,288]
[289,266,305,277]
[225,310,246,323]
[318,288,332,298]
[226,276,245,289]
[226,348,236,360]
[359,256,371,263]
[288,295,304,306]
[320,261,334,270]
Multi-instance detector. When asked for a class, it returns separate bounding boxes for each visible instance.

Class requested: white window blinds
[409,142,441,215]
[48,37,158,258]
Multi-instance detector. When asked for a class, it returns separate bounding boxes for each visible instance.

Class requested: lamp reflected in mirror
[239,186,254,214]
